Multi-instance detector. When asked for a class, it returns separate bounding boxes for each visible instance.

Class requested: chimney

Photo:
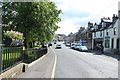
[108,17,110,20]
[118,1,120,19]
[88,22,93,29]
[112,14,118,23]
[119,10,120,19]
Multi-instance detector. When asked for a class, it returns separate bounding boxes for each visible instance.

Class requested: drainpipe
[103,29,105,52]
[0,53,1,72]
[0,26,2,74]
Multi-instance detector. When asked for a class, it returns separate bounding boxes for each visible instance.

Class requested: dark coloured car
[48,43,52,47]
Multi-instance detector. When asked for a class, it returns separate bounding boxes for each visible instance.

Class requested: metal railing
[0,47,22,73]
[23,47,47,63]
[0,46,47,73]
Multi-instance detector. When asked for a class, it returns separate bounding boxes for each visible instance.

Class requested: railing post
[0,49,2,74]
[22,46,25,62]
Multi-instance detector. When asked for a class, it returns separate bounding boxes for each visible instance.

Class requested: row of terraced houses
[65,12,120,54]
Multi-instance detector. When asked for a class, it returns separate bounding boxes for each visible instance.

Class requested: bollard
[22,64,25,72]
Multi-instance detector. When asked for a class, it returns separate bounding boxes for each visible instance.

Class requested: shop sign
[105,36,110,39]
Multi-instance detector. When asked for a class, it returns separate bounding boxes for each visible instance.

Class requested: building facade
[80,22,93,49]
[0,26,2,49]
[54,34,66,42]
[75,27,85,42]
[92,17,112,50]
[104,14,120,54]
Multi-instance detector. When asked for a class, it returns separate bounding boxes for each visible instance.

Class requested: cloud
[54,0,119,35]
[62,10,91,20]
[56,20,78,34]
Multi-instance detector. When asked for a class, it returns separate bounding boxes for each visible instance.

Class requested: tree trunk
[23,34,29,49]
[29,42,33,48]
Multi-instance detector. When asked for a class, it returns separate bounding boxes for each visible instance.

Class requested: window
[94,32,96,37]
[100,31,102,37]
[111,38,114,49]
[89,33,92,38]
[106,30,109,36]
[105,39,110,48]
[114,28,116,35]
[117,39,120,49]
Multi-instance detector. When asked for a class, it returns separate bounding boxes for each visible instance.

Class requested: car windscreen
[57,45,61,46]
[76,44,81,46]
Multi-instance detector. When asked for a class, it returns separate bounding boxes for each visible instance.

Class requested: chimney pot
[113,14,115,17]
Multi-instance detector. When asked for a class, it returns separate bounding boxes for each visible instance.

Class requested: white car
[66,43,71,47]
[74,44,82,50]
[55,44,62,49]
[70,43,76,49]
[79,46,88,51]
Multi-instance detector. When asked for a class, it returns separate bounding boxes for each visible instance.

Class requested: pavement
[15,47,56,78]
[89,50,120,61]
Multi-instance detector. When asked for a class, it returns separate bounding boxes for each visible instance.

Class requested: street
[1,1,120,80]
[53,43,118,78]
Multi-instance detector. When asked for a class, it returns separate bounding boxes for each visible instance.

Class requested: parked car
[79,46,88,51]
[66,43,71,47]
[55,44,62,49]
[70,43,76,49]
[54,42,56,44]
[48,43,52,47]
[74,44,82,50]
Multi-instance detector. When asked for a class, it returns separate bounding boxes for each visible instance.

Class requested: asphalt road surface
[53,42,118,78]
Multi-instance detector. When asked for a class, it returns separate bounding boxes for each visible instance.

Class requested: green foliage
[34,46,41,49]
[2,2,62,48]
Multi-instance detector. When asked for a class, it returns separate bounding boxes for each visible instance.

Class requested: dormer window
[102,23,106,28]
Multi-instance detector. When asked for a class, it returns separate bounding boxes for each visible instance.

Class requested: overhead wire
[89,0,119,22]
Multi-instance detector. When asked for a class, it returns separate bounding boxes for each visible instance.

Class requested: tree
[2,2,62,48]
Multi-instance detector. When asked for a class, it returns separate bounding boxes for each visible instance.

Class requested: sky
[52,0,120,36]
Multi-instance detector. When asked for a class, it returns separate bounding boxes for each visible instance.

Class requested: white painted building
[92,31,104,39]
[92,30,104,49]
[92,18,112,50]
[104,14,120,54]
